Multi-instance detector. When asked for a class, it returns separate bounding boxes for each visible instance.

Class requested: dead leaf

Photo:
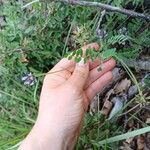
[109,96,126,119]
[101,100,112,116]
[104,89,114,102]
[122,141,134,150]
[115,78,131,94]
[126,137,134,144]
[19,50,29,63]
[20,57,28,63]
[90,96,99,113]
[125,128,135,146]
[127,85,138,99]
[146,118,150,124]
[127,119,134,128]
[145,133,150,149]
[112,67,121,78]
[137,135,145,150]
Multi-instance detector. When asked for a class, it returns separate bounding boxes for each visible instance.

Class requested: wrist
[19,119,76,150]
[19,122,65,150]
[19,108,80,150]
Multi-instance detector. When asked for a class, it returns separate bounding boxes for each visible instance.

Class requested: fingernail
[77,58,86,67]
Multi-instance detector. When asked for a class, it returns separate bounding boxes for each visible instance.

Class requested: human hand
[19,43,116,150]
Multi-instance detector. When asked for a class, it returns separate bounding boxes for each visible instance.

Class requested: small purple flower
[118,27,128,36]
[22,72,36,86]
[96,29,108,40]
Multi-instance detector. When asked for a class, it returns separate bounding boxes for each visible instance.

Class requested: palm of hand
[37,43,115,146]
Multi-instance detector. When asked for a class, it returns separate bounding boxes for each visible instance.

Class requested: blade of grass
[33,79,40,102]
[115,55,145,102]
[7,141,22,150]
[93,126,150,146]
[62,17,76,57]
[0,90,33,106]
[22,0,39,9]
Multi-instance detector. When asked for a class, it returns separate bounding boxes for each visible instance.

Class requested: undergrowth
[0,0,150,149]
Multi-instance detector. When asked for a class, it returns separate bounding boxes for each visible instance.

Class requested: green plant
[0,0,150,149]
[94,126,150,146]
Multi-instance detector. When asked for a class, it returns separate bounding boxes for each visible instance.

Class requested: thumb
[68,58,89,90]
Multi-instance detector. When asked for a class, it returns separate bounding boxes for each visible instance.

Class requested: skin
[19,43,116,150]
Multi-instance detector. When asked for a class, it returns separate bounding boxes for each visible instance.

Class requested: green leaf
[107,35,129,45]
[68,55,72,60]
[85,48,90,56]
[75,57,82,63]
[102,48,116,60]
[84,58,88,63]
[72,50,76,56]
[25,26,34,34]
[94,126,150,146]
[76,48,83,57]
[64,53,69,58]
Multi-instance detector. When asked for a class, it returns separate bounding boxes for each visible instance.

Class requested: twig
[118,103,141,117]
[98,69,125,98]
[41,0,150,20]
[96,10,106,32]
[96,10,107,39]
[96,0,112,31]
[34,67,71,77]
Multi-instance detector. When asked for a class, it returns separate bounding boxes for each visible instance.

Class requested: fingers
[48,43,100,77]
[84,58,116,89]
[43,58,75,89]
[51,58,75,73]
[67,43,100,90]
[85,71,113,102]
[45,43,100,86]
[67,59,89,90]
[51,59,75,79]
[89,58,101,70]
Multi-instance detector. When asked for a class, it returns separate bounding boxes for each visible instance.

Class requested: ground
[0,0,150,149]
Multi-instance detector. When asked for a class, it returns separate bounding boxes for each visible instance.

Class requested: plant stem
[115,56,145,102]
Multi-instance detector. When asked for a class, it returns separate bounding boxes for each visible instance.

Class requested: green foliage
[101,48,116,60]
[0,0,149,149]
[65,47,99,63]
[107,35,129,45]
[144,75,150,87]
[133,0,144,6]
